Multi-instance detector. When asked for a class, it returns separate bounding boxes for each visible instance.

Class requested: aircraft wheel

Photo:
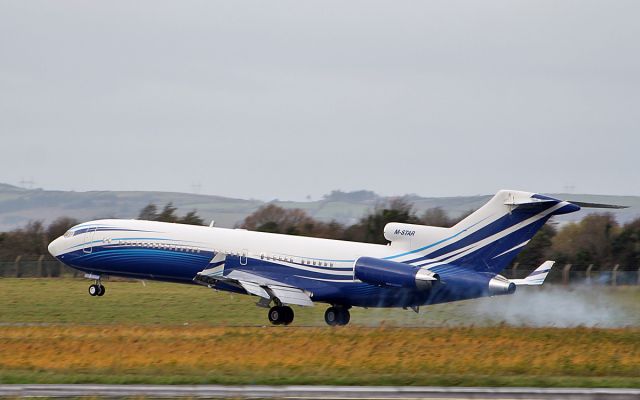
[325,306,350,326]
[268,306,283,325]
[97,285,106,297]
[324,307,339,326]
[338,308,350,326]
[281,306,294,325]
[269,306,294,325]
[88,284,99,297]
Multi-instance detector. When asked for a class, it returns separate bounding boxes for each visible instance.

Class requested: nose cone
[48,237,62,257]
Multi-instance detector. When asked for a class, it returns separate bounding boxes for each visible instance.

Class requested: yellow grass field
[1,325,638,387]
[1,279,639,387]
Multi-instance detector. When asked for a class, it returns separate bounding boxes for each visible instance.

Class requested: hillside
[0,184,637,232]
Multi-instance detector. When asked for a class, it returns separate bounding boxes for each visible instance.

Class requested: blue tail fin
[385,190,580,274]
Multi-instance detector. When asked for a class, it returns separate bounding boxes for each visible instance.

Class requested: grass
[0,325,638,387]
[0,278,638,387]
[1,278,638,327]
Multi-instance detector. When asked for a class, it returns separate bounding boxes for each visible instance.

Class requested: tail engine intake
[354,257,439,290]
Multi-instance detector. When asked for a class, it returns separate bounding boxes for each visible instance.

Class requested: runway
[0,385,639,399]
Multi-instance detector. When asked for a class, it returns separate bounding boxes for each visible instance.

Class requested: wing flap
[266,285,314,307]
[194,267,314,307]
[238,280,271,299]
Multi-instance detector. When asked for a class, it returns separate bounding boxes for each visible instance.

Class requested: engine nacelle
[488,274,517,295]
[354,257,439,290]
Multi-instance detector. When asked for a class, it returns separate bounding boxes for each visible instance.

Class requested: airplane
[46,189,625,326]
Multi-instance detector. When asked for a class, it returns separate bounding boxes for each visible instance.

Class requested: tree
[137,202,204,226]
[612,218,640,268]
[46,217,79,242]
[180,210,205,226]
[551,213,619,266]
[420,207,453,227]
[343,198,419,244]
[157,203,179,223]
[138,203,159,220]
[242,204,315,235]
[240,204,345,239]
[0,221,48,259]
[514,224,556,266]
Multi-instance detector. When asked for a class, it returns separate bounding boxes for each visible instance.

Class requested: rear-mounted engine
[354,257,439,290]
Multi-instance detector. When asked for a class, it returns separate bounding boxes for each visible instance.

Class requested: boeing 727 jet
[47,190,622,326]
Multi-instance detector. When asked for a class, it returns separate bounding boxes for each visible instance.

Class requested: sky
[0,1,638,201]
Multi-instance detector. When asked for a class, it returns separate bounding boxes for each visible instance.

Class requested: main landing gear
[268,305,294,325]
[324,306,350,326]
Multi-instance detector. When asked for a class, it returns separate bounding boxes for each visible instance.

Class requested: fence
[0,256,639,286]
[0,257,80,278]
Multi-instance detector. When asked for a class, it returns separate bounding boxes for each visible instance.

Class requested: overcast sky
[0,1,638,200]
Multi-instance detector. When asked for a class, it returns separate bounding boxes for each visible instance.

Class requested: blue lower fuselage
[57,244,483,308]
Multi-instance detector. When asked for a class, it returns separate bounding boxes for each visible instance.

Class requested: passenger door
[83,227,97,254]
[240,249,248,265]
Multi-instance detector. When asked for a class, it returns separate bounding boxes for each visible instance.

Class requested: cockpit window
[63,230,75,238]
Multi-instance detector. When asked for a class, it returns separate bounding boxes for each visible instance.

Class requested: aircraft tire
[88,284,99,297]
[337,308,350,326]
[281,306,294,325]
[268,306,284,325]
[324,307,339,326]
[97,285,106,296]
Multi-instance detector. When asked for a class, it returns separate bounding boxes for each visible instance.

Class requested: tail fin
[511,261,555,286]
[442,191,575,272]
[387,190,625,275]
[387,190,579,274]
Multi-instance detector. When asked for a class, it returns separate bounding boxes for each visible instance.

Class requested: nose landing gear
[88,283,105,297]
[268,305,294,325]
[85,274,106,297]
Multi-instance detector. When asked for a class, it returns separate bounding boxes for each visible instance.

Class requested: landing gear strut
[268,305,294,325]
[324,306,350,326]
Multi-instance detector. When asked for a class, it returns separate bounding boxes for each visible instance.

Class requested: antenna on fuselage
[209,220,215,227]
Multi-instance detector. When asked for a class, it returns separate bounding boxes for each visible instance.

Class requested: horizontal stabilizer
[511,261,555,286]
[568,201,628,209]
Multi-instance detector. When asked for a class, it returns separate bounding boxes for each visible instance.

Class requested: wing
[193,254,314,307]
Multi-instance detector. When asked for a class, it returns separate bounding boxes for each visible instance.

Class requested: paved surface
[0,385,639,399]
